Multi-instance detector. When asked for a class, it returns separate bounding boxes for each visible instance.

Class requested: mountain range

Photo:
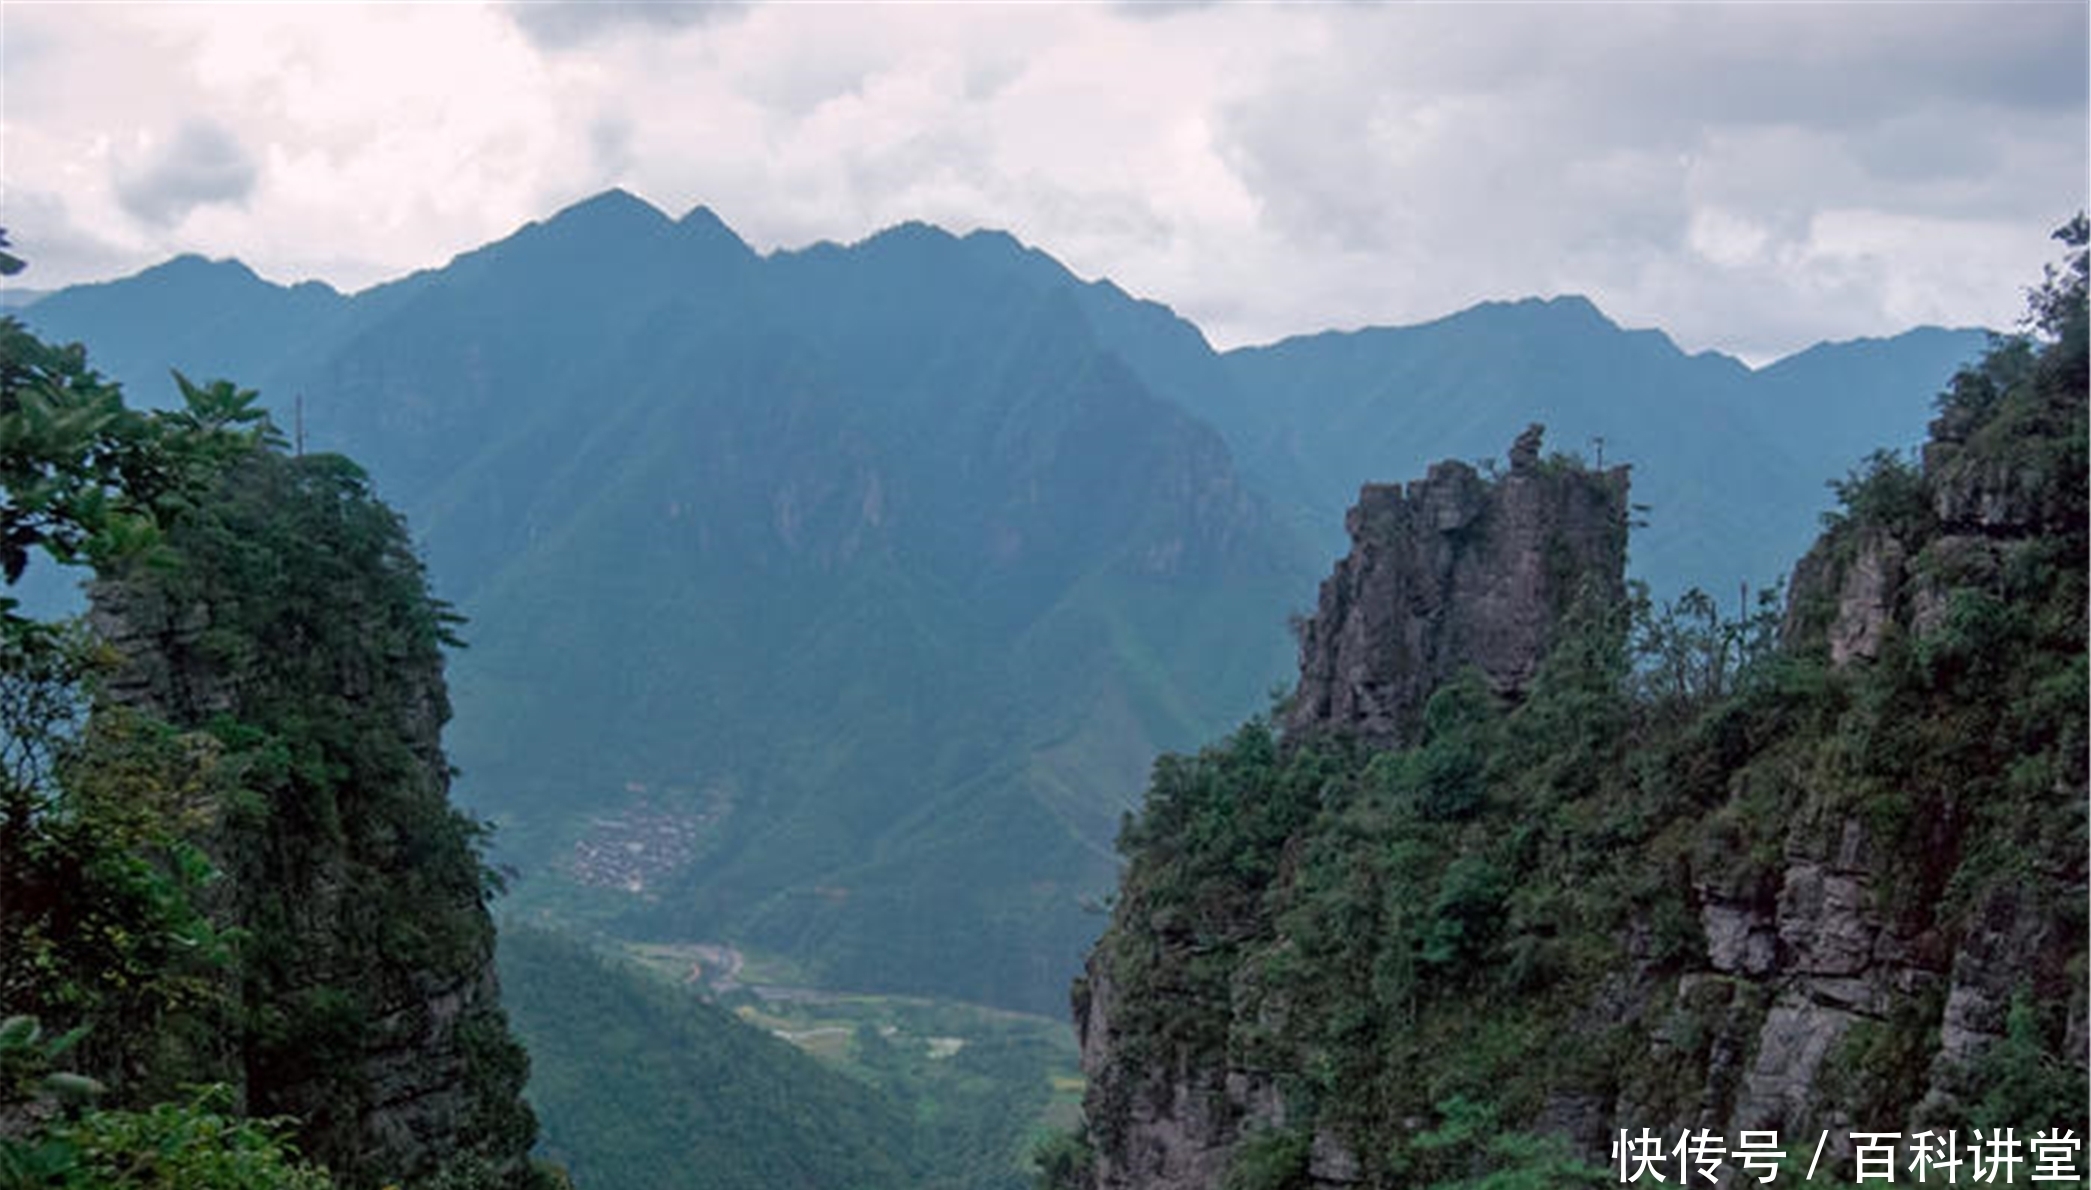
[16,190,1986,1014]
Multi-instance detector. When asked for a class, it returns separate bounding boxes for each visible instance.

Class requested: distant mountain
[1071,265,2084,1190]
[1214,298,1987,599]
[28,254,345,410]
[24,191,1306,1013]
[18,191,1987,1014]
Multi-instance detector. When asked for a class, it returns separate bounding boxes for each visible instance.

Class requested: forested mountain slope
[1068,230,2086,1190]
[0,327,554,1188]
[20,192,1985,1016]
[29,193,1304,1012]
[497,927,917,1190]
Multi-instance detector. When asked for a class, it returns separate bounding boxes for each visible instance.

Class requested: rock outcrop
[1079,430,1632,1190]
[86,453,540,1189]
[1075,315,2086,1189]
[1287,424,1629,743]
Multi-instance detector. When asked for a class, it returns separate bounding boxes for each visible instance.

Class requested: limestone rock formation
[1073,320,2085,1189]
[1078,430,1632,1190]
[1286,424,1629,743]
[86,453,540,1190]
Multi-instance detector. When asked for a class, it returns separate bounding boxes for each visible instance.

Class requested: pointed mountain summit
[548,185,674,230]
[678,202,756,258]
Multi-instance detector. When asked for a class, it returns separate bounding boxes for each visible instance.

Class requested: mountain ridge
[27,189,1975,370]
[1070,275,2086,1187]
[17,190,1989,1017]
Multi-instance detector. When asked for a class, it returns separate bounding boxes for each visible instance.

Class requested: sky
[1,1,2085,363]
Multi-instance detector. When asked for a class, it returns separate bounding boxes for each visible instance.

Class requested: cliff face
[1078,429,1633,1190]
[1075,319,2086,1189]
[1746,335,2091,1145]
[86,452,540,1190]
[1287,424,1629,743]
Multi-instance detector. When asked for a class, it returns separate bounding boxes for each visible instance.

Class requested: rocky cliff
[86,451,543,1189]
[1077,428,1635,1190]
[1287,424,1629,743]
[1072,302,2085,1189]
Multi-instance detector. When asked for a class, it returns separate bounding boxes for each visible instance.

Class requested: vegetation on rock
[0,292,555,1189]
[1065,221,2087,1190]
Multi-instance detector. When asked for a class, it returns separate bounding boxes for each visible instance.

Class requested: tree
[2026,213,2088,344]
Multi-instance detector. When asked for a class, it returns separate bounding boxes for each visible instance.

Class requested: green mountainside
[496,927,917,1190]
[499,922,1094,1190]
[1066,229,2087,1189]
[21,193,1986,1020]
[1,198,2063,1190]
[0,294,1065,1188]
[0,319,555,1187]
[28,193,1306,1013]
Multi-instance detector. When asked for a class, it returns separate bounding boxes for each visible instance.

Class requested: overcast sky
[2,1,2084,362]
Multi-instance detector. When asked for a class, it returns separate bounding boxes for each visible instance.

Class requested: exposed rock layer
[1287,425,1629,744]
[1077,361,2087,1189]
[88,457,538,1190]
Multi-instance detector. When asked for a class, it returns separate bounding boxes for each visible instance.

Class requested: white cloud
[2,1,2082,360]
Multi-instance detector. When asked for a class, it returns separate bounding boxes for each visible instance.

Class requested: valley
[7,192,2051,1190]
[18,191,1987,1020]
[1,7,2078,1189]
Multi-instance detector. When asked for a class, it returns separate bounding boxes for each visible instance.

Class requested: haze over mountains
[18,189,1985,1014]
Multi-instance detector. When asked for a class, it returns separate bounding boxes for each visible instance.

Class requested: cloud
[2,2,2083,361]
[112,119,259,228]
[1187,3,2084,353]
[589,113,637,178]
[504,0,747,50]
[0,190,157,285]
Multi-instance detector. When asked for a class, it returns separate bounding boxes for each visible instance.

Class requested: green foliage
[0,1014,101,1109]
[1082,234,2089,1188]
[1106,720,1338,1066]
[123,449,534,1185]
[1967,990,2086,1131]
[837,1000,1073,1190]
[1379,671,1501,820]
[1,707,248,1089]
[2,313,539,1189]
[0,317,271,599]
[1221,1127,1311,1190]
[1029,1128,1092,1190]
[1402,1097,1610,1190]
[1,1085,336,1190]
[1418,857,1508,970]
[2024,213,2088,346]
[1632,582,1783,713]
[497,925,918,1190]
[1822,448,1932,539]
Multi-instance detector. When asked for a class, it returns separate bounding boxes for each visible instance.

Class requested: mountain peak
[1483,293,1616,329]
[549,187,672,230]
[677,203,756,258]
[958,226,1027,258]
[138,253,264,286]
[862,219,960,250]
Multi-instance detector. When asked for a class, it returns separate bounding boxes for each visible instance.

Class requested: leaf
[0,1015,38,1050]
[40,1071,105,1100]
